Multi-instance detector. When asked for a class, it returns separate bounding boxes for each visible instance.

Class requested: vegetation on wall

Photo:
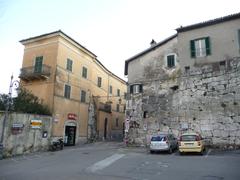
[0,88,51,115]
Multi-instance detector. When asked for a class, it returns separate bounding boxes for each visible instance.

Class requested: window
[117,89,120,97]
[190,37,211,58]
[143,111,148,118]
[97,77,102,87]
[34,56,43,73]
[124,92,127,99]
[82,67,88,78]
[80,90,86,103]
[167,55,175,68]
[116,104,120,112]
[130,84,143,94]
[116,118,119,127]
[185,66,190,73]
[64,85,71,99]
[109,85,112,94]
[66,58,73,71]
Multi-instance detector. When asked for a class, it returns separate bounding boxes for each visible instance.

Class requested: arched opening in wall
[64,121,77,146]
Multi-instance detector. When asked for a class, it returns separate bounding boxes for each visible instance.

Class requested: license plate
[185,143,193,146]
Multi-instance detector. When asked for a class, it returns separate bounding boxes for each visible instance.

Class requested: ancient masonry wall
[126,57,240,148]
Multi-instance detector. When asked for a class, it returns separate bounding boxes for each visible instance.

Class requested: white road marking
[205,149,212,158]
[86,153,125,173]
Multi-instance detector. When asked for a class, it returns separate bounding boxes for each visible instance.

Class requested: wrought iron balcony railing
[19,65,51,81]
[98,102,112,113]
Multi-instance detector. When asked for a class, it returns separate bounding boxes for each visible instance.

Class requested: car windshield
[151,135,166,141]
[181,135,198,141]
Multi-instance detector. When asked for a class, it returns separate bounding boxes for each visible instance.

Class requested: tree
[0,88,51,115]
[0,94,10,111]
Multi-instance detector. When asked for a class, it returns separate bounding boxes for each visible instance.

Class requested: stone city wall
[126,57,240,149]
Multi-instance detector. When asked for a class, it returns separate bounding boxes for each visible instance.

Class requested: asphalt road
[0,142,240,180]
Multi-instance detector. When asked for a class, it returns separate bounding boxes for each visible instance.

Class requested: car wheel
[150,150,154,154]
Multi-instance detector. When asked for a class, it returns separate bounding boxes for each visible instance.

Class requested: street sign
[30,120,42,129]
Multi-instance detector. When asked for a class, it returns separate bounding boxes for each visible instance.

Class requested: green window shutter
[81,90,86,102]
[82,67,87,78]
[190,40,196,58]
[167,55,175,68]
[130,85,133,94]
[67,59,73,71]
[64,85,71,99]
[109,85,112,94]
[117,89,120,96]
[116,104,120,112]
[97,77,102,87]
[34,56,43,73]
[139,84,143,93]
[205,37,211,55]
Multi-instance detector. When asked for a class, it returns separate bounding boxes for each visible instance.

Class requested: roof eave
[124,34,177,76]
[176,12,240,33]
[19,30,97,58]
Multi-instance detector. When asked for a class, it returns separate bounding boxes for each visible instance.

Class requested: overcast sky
[0,0,239,94]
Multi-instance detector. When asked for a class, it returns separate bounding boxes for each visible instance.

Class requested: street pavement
[0,141,240,180]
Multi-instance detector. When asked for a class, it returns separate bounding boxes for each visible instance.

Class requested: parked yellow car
[178,132,205,155]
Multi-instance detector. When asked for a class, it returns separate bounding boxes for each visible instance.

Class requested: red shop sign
[68,113,77,120]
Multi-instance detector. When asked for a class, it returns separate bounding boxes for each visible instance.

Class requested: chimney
[150,39,157,47]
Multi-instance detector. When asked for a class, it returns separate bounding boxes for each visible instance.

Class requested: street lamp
[0,75,20,159]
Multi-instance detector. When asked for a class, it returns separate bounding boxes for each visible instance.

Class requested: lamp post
[0,75,20,159]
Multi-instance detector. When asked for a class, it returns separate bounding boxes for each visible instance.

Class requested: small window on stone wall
[170,85,179,91]
[130,84,143,94]
[219,61,226,66]
[143,111,148,118]
[166,53,176,68]
[185,66,190,73]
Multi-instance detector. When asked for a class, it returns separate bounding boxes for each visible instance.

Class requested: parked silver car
[150,133,178,154]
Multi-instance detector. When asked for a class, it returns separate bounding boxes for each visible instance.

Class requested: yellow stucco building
[19,30,127,145]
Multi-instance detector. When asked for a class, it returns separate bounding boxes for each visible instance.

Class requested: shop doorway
[64,126,76,146]
[104,118,108,139]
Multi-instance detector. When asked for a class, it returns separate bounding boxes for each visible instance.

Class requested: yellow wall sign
[30,120,42,129]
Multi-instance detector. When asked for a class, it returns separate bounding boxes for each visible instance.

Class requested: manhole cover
[202,175,224,180]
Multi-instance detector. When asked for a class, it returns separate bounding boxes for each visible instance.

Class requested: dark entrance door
[65,126,76,146]
[104,118,108,139]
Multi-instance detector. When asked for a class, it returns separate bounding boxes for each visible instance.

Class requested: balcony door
[34,56,43,73]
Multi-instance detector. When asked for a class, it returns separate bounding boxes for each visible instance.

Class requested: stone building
[124,13,240,148]
[19,30,127,145]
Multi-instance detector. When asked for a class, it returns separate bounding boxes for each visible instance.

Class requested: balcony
[19,65,51,81]
[98,102,112,113]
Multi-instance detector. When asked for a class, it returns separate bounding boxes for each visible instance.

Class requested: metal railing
[19,65,51,80]
[98,102,112,113]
